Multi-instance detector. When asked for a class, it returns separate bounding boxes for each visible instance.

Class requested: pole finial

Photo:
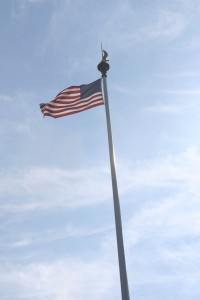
[97,49,110,77]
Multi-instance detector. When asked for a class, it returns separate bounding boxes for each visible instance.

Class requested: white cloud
[1,147,200,212]
[33,0,196,60]
[140,9,186,41]
[0,119,32,139]
[0,259,117,300]
[117,146,200,192]
[36,0,81,56]
[160,90,200,95]
[1,147,200,299]
[111,83,137,97]
[100,1,191,52]
[145,99,200,114]
[0,94,13,102]
[153,71,200,78]
[0,166,111,212]
[1,146,200,264]
[4,223,113,249]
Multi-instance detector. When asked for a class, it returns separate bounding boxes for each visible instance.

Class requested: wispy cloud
[12,0,50,15]
[11,0,47,20]
[0,166,111,212]
[110,83,137,97]
[1,147,200,212]
[0,119,32,139]
[145,99,200,114]
[160,90,200,95]
[0,91,38,140]
[118,146,200,192]
[100,0,192,53]
[3,223,113,249]
[0,94,13,102]
[31,0,197,61]
[36,0,83,56]
[139,9,186,41]
[0,259,117,300]
[153,71,200,78]
[1,147,200,299]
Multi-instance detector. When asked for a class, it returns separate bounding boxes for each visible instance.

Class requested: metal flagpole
[98,51,130,300]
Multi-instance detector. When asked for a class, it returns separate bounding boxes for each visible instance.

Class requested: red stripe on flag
[43,102,104,118]
[42,96,103,116]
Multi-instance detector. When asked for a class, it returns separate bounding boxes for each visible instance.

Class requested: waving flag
[40,79,104,118]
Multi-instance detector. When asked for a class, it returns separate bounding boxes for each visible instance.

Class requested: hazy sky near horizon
[1,0,200,299]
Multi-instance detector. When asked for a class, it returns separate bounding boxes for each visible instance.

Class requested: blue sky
[1,0,200,299]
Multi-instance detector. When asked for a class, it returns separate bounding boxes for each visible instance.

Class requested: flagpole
[98,53,130,300]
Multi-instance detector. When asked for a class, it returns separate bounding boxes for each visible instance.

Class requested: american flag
[40,79,104,118]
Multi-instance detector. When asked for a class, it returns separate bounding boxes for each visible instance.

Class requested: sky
[0,0,200,299]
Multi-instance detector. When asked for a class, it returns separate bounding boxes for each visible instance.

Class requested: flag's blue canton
[80,79,102,100]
